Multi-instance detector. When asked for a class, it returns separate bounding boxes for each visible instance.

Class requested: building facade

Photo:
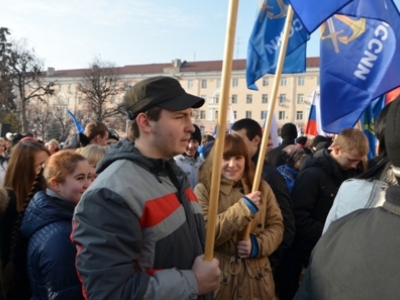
[42,57,320,135]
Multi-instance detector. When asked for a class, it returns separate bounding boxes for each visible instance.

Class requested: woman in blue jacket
[20,150,92,300]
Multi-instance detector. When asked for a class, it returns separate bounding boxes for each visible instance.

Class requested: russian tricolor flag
[386,86,400,104]
[305,91,326,136]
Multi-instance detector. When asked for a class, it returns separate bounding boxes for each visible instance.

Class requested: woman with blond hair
[77,144,106,181]
[19,151,91,299]
[47,139,60,155]
[195,134,284,300]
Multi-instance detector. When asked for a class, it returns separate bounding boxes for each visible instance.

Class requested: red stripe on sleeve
[185,188,199,203]
[145,268,164,276]
[140,193,181,228]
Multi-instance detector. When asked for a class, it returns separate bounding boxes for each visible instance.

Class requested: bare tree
[27,102,53,139]
[52,96,73,140]
[8,40,55,132]
[0,27,16,118]
[77,57,126,122]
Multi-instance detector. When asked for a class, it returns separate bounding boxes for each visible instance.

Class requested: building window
[262,94,268,103]
[246,94,252,104]
[279,94,286,105]
[232,78,238,87]
[233,111,237,119]
[200,110,206,119]
[278,111,285,120]
[245,111,252,118]
[262,77,269,86]
[296,111,303,120]
[261,111,268,119]
[58,84,62,91]
[297,94,304,104]
[317,76,320,85]
[231,94,237,104]
[67,84,72,93]
[188,80,194,89]
[215,95,220,104]
[215,110,218,120]
[217,79,221,88]
[67,97,71,105]
[298,77,305,86]
[78,97,82,105]
[280,77,287,86]
[200,125,205,133]
[201,80,207,89]
[111,97,115,104]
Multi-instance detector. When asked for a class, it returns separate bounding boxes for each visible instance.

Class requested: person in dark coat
[296,137,312,155]
[268,123,298,167]
[294,95,400,300]
[20,151,92,300]
[279,128,369,300]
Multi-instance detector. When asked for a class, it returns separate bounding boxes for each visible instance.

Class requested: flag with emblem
[319,0,400,133]
[361,95,386,159]
[289,0,354,33]
[246,0,309,90]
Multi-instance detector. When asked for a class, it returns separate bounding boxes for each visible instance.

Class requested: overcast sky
[2,0,399,70]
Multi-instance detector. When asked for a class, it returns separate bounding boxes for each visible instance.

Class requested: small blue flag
[361,96,386,159]
[246,0,309,90]
[66,109,85,134]
[319,0,400,133]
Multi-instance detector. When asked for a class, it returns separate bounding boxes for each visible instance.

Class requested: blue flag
[66,109,85,134]
[319,0,400,133]
[246,0,309,90]
[289,0,354,33]
[361,96,386,159]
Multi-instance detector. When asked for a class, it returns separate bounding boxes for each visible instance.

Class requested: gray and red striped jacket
[72,141,212,300]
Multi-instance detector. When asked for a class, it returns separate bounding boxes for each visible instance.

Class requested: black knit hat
[296,136,307,146]
[190,124,202,145]
[280,123,298,140]
[124,76,204,120]
[311,135,327,148]
[385,95,400,181]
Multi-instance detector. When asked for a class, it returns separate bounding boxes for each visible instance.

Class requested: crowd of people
[0,75,399,299]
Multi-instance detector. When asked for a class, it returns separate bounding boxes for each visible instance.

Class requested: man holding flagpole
[72,76,220,300]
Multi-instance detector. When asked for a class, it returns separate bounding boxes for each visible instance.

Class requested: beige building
[42,57,320,135]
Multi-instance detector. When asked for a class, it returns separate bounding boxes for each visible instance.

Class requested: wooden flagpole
[204,0,239,261]
[242,5,295,240]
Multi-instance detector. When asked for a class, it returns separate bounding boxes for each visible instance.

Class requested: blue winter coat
[20,190,83,300]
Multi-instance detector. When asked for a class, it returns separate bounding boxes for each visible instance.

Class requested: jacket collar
[219,177,250,196]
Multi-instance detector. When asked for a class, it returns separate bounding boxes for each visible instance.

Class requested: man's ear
[95,134,102,143]
[331,144,340,155]
[252,135,261,147]
[135,113,153,134]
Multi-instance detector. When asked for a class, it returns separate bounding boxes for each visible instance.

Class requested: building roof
[46,57,320,78]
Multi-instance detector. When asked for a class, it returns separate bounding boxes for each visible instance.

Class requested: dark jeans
[274,245,304,300]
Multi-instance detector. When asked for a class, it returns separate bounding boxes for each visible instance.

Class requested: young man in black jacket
[281,128,368,300]
[294,96,400,300]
